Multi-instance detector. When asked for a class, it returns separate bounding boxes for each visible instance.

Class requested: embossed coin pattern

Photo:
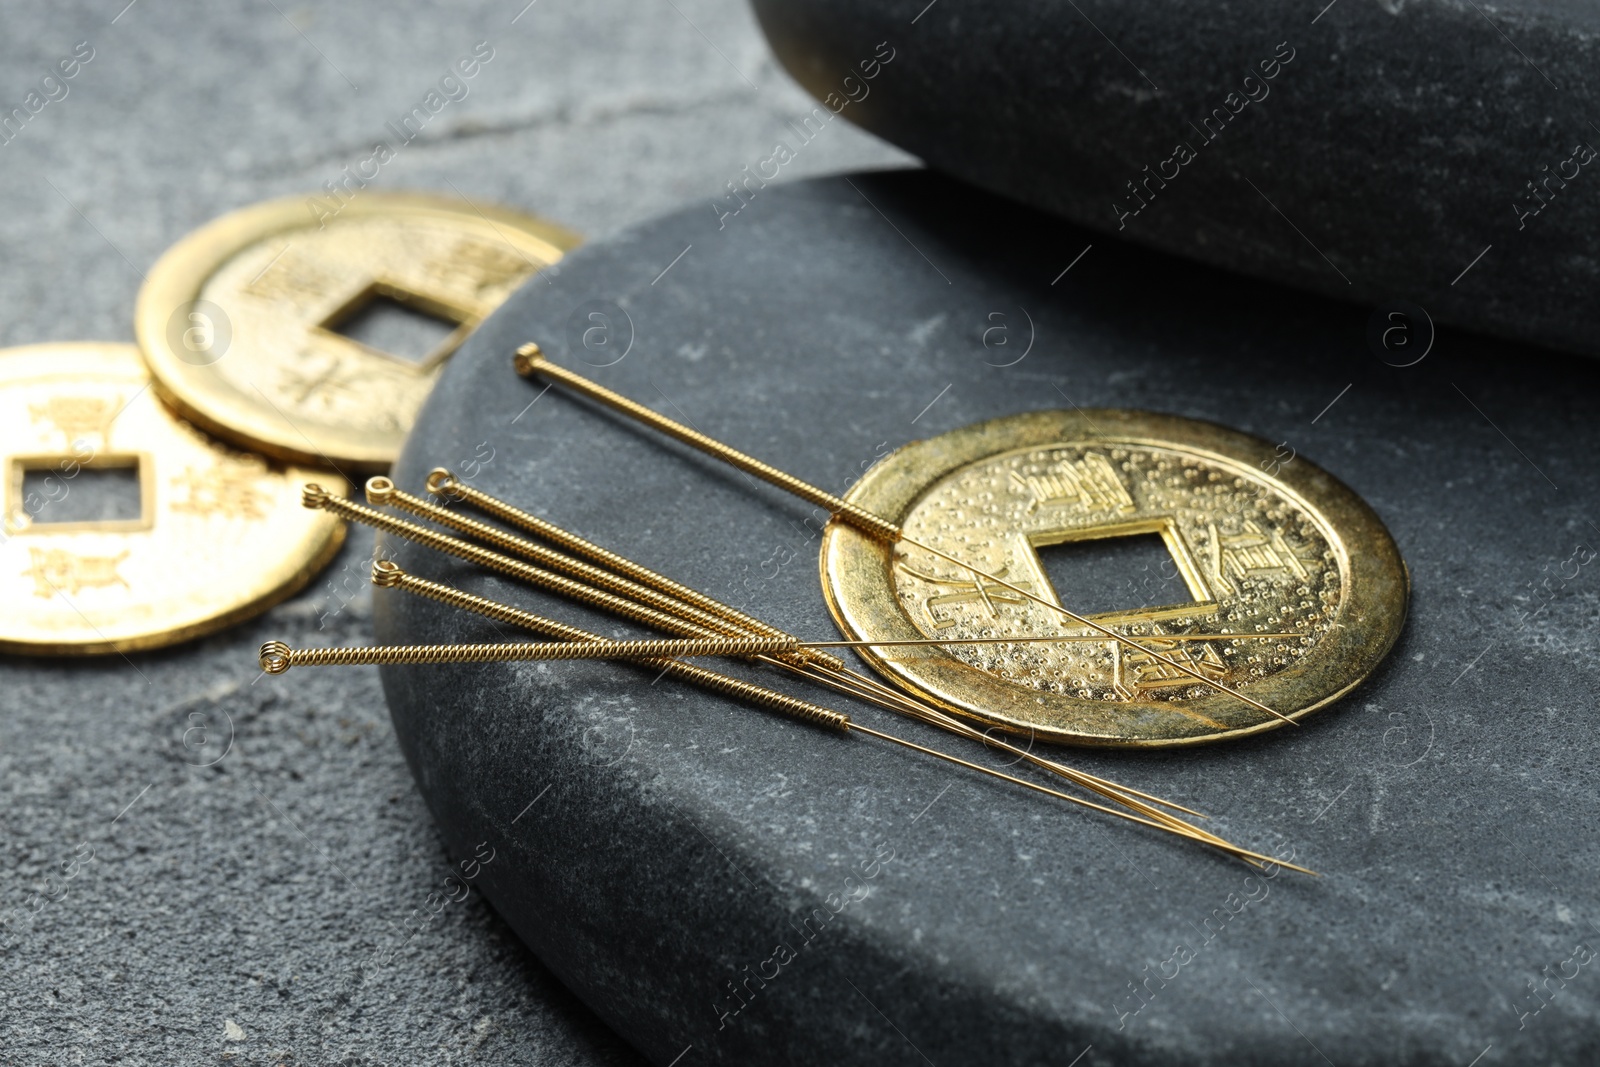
[0,344,347,654]
[822,409,1408,747]
[136,193,580,471]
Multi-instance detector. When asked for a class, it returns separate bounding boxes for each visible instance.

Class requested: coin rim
[820,408,1409,748]
[0,342,349,656]
[134,192,580,471]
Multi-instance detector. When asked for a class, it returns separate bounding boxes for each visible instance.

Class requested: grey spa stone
[380,170,1600,1065]
[751,0,1600,358]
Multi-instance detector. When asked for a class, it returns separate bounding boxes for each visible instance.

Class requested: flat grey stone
[383,170,1600,1065]
[751,0,1600,358]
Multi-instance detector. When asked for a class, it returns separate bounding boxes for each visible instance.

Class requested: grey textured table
[0,4,905,1064]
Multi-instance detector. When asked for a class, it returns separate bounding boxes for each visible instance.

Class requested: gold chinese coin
[821,409,1408,747]
[0,343,347,655]
[135,192,579,471]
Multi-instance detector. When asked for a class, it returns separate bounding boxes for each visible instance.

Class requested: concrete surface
[0,3,907,1064]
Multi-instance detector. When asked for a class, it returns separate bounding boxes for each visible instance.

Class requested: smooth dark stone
[751,0,1600,358]
[379,171,1600,1065]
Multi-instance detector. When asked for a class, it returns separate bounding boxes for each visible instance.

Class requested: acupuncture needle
[306,485,1215,832]
[351,486,1265,864]
[277,559,1309,872]
[280,559,1308,872]
[258,578,1295,867]
[402,473,1307,823]
[357,479,1220,825]
[513,346,1298,726]
[418,468,1301,651]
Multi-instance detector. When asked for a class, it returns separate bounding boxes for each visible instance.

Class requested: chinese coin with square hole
[135,193,579,472]
[0,344,347,654]
[820,409,1408,746]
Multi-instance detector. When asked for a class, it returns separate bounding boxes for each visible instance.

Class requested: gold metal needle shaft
[264,622,1297,666]
[812,634,1304,647]
[374,480,1216,820]
[302,484,768,641]
[370,475,837,674]
[361,479,1085,780]
[340,478,1308,870]
[303,561,841,732]
[360,476,762,645]
[419,468,844,668]
[259,635,798,669]
[362,559,1310,873]
[292,482,1311,868]
[513,346,1297,727]
[286,567,1283,862]
[383,477,1234,827]
[414,474,1319,832]
[318,622,1230,843]
[843,719,1311,874]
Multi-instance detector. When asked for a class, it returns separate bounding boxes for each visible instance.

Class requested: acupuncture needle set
[1,192,1408,873]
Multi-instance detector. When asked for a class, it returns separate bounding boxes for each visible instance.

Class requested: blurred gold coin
[0,343,347,655]
[135,192,579,471]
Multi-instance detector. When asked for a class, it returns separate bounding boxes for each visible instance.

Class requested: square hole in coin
[18,457,143,526]
[1033,531,1197,617]
[324,283,467,365]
